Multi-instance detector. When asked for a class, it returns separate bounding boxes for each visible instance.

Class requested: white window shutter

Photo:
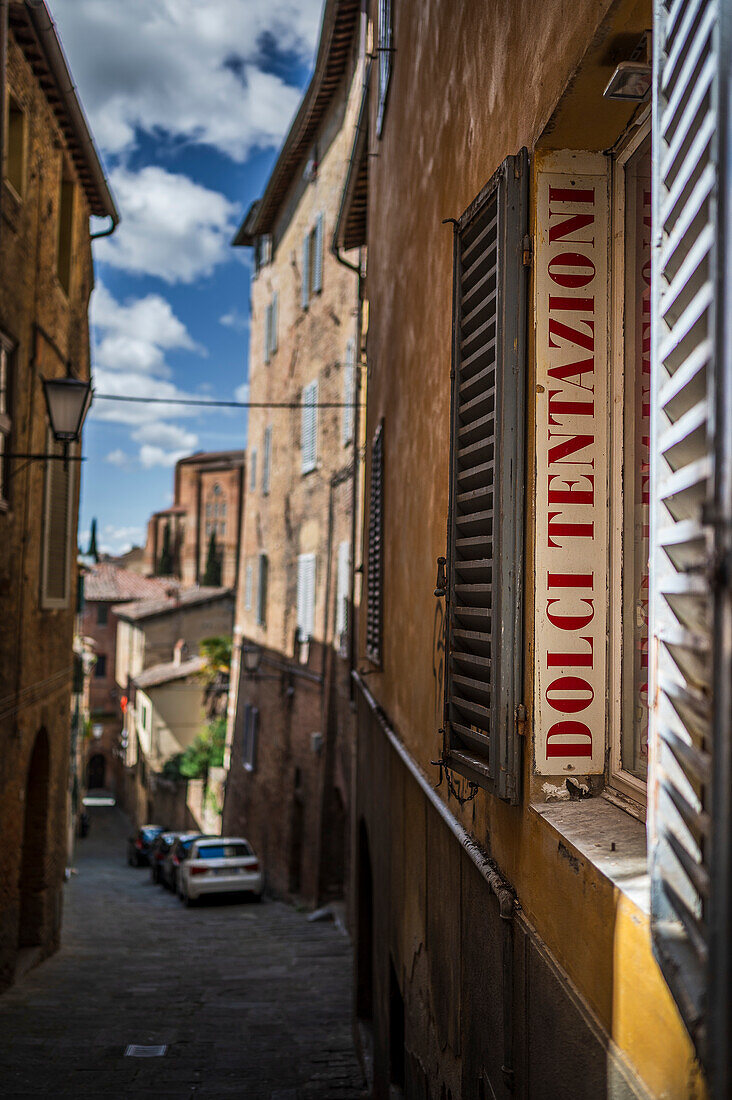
[313,212,324,293]
[342,339,355,445]
[336,540,350,638]
[271,292,278,353]
[301,380,318,473]
[244,562,253,611]
[649,0,732,1076]
[249,448,257,492]
[302,232,310,309]
[262,426,272,494]
[297,553,316,639]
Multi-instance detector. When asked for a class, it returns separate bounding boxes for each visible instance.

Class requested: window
[301,380,318,473]
[297,553,316,641]
[249,448,257,492]
[139,698,151,733]
[94,654,107,679]
[242,704,259,770]
[41,435,76,609]
[5,94,26,197]
[336,540,350,650]
[244,561,253,611]
[256,552,268,627]
[442,151,528,801]
[264,292,278,363]
[301,213,324,308]
[57,170,75,294]
[342,339,356,445]
[366,424,384,665]
[255,234,272,272]
[262,425,272,494]
[377,0,393,136]
[610,118,651,798]
[0,333,13,507]
[97,603,109,626]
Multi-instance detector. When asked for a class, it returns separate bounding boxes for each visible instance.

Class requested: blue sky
[50,0,323,555]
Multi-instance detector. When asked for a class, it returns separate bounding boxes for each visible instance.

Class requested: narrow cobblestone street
[0,805,364,1099]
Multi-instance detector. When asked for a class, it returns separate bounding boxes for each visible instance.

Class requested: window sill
[531,796,649,915]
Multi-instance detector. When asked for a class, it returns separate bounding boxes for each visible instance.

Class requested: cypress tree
[203,531,222,586]
[87,518,99,562]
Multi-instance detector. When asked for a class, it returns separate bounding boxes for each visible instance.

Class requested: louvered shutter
[297,553,316,639]
[264,302,271,364]
[366,423,384,664]
[262,426,272,495]
[443,150,528,803]
[342,339,355,444]
[313,213,324,293]
[244,562,253,611]
[301,380,318,473]
[302,232,310,309]
[336,540,350,638]
[257,553,268,627]
[249,448,257,493]
[271,292,278,353]
[42,438,74,608]
[649,0,732,1071]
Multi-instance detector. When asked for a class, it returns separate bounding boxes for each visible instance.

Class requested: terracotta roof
[176,450,245,467]
[113,586,232,623]
[85,564,178,604]
[133,656,204,690]
[233,0,359,246]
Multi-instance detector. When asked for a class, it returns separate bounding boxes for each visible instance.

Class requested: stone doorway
[18,729,50,949]
[86,753,106,790]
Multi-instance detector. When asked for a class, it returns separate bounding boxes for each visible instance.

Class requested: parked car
[161,832,213,893]
[178,837,264,907]
[127,825,164,867]
[149,831,180,884]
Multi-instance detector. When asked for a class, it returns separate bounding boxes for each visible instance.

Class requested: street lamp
[6,375,91,464]
[242,644,263,676]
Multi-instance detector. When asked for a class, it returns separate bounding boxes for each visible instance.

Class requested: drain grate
[124,1044,167,1058]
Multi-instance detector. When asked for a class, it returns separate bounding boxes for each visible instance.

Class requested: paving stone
[0,806,364,1098]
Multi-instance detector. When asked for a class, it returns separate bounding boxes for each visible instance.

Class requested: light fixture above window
[603,60,652,101]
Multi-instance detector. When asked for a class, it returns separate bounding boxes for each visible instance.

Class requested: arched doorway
[18,729,50,949]
[87,753,106,790]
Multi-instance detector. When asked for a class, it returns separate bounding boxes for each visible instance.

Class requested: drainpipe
[0,0,8,257]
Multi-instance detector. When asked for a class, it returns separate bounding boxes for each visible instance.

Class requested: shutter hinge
[522,235,533,267]
[516,703,528,737]
[434,556,447,597]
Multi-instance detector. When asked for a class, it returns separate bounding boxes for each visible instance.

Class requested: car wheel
[251,891,263,903]
[184,892,197,908]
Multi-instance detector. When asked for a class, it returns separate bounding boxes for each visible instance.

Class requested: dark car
[127,824,164,867]
[161,833,213,893]
[150,831,180,884]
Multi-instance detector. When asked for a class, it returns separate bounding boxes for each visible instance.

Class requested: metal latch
[434,556,447,597]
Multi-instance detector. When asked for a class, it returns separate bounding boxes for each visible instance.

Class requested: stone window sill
[530,796,649,915]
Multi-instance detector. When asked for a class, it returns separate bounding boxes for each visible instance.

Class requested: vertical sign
[534,152,609,775]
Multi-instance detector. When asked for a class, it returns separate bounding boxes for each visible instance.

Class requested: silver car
[178,837,264,906]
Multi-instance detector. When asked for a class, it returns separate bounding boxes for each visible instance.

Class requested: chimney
[173,639,187,666]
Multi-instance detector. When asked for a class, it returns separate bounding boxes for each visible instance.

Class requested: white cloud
[52,0,323,162]
[92,283,203,376]
[105,448,129,468]
[139,445,192,469]
[132,422,198,453]
[95,167,239,284]
[100,524,146,555]
[234,382,250,404]
[220,308,250,333]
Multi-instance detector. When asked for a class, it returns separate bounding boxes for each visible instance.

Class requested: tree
[199,635,232,719]
[179,716,227,786]
[87,518,99,562]
[158,519,173,576]
[202,530,222,586]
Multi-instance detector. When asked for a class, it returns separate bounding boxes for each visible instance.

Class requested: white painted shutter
[297,553,316,639]
[249,448,257,492]
[301,380,318,473]
[649,0,732,1073]
[342,339,355,444]
[264,302,271,364]
[256,552,268,627]
[271,292,278,353]
[262,426,272,495]
[41,438,74,608]
[336,540,350,638]
[244,562,253,611]
[302,232,310,309]
[313,213,324,293]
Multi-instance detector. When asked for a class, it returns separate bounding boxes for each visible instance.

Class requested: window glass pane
[621,133,651,781]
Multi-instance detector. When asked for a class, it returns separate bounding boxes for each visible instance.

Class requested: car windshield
[196,842,253,860]
[141,827,162,841]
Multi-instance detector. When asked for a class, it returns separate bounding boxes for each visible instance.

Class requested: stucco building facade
[0,1,116,990]
[222,0,364,908]
[344,0,731,1097]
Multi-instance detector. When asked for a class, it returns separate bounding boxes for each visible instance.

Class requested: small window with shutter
[442,150,528,802]
[41,435,76,609]
[262,426,272,495]
[256,553,268,628]
[244,561,253,611]
[648,0,732,1073]
[342,339,355,445]
[312,213,324,294]
[301,380,318,474]
[297,552,317,641]
[249,448,257,493]
[302,231,311,310]
[242,704,259,770]
[366,423,384,666]
[377,0,392,137]
[336,540,350,648]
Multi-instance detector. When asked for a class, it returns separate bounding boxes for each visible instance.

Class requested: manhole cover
[124,1045,167,1057]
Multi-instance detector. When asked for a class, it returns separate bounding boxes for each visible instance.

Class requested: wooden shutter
[249,448,257,493]
[297,553,316,639]
[257,553,268,627]
[301,380,318,473]
[342,339,355,444]
[42,440,74,608]
[243,704,259,769]
[649,0,732,1072]
[443,150,528,802]
[366,423,384,665]
[313,213,324,293]
[244,562,253,611]
[271,292,278,353]
[302,232,310,309]
[262,426,272,495]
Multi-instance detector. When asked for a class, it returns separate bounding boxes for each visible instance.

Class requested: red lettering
[546,598,595,630]
[547,473,595,506]
[547,390,595,424]
[547,573,594,589]
[546,720,593,758]
[547,433,595,467]
[548,318,595,353]
[548,252,596,289]
[547,635,594,668]
[546,676,595,714]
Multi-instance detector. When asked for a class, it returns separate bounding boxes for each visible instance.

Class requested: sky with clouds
[50,0,324,555]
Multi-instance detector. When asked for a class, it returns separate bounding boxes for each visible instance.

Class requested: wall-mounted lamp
[8,375,91,464]
[241,641,296,700]
[603,60,652,101]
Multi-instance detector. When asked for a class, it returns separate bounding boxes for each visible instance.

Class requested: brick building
[79,564,177,796]
[143,450,245,588]
[222,0,364,909]
[0,1,116,990]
